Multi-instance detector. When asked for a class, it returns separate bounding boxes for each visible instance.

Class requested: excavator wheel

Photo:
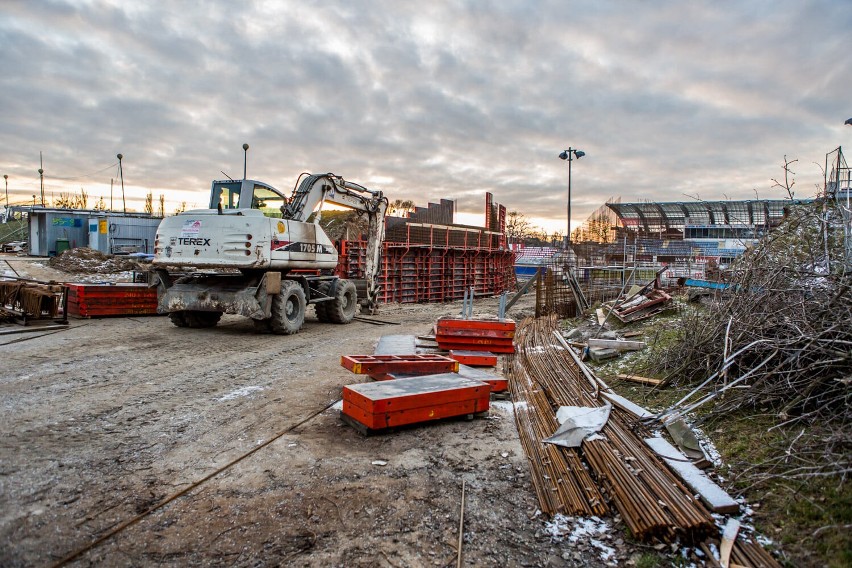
[327,279,358,324]
[314,281,332,322]
[168,311,189,327]
[270,280,306,335]
[185,311,222,328]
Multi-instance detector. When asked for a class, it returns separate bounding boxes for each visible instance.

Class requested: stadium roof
[606,199,812,232]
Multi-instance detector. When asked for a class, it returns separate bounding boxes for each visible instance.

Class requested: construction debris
[506,315,779,565]
[0,278,68,324]
[47,247,140,274]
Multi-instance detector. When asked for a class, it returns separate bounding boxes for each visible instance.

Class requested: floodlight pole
[559,147,586,247]
[3,175,7,208]
[117,153,126,214]
[243,143,249,180]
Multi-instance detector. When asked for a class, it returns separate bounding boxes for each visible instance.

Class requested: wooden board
[645,437,739,514]
[587,338,646,351]
[612,373,662,386]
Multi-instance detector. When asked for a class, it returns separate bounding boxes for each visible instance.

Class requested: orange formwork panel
[340,354,459,376]
[342,374,490,432]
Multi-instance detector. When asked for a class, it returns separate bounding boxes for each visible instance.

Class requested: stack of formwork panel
[66,283,158,317]
[435,317,516,353]
[341,244,515,304]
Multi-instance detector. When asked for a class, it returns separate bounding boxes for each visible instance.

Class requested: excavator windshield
[210,180,287,217]
[211,181,242,210]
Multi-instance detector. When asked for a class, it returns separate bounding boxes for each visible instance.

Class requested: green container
[55,238,71,254]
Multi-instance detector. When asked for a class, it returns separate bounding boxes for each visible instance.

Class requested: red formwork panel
[342,374,490,431]
[436,341,515,354]
[436,317,516,332]
[456,365,508,393]
[436,327,515,339]
[337,240,516,305]
[340,354,459,376]
[66,283,158,317]
[449,350,498,367]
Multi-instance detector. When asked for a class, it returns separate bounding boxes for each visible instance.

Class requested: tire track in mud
[1,314,413,567]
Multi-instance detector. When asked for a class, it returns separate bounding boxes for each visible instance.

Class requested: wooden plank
[612,373,662,386]
[644,437,739,514]
[595,308,606,326]
[719,518,741,568]
[587,338,646,351]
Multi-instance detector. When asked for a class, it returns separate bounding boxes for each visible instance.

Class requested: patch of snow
[489,400,516,413]
[331,399,343,411]
[216,386,264,401]
[691,424,723,467]
[544,514,616,561]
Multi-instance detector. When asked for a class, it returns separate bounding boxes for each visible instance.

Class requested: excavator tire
[314,281,332,322]
[168,311,189,327]
[270,280,306,335]
[185,311,222,328]
[327,279,358,324]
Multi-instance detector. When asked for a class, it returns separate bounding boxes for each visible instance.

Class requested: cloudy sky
[1,0,849,234]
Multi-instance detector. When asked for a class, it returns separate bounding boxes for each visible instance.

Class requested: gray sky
[1,0,850,233]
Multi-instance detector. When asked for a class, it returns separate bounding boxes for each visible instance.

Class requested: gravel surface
[0,258,651,567]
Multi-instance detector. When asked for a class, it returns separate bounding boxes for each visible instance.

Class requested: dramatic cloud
[1,0,849,232]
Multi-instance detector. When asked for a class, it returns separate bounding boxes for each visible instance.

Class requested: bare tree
[506,210,533,245]
[387,199,415,217]
[771,155,797,199]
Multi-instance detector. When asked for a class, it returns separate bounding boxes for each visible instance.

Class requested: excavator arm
[282,173,388,313]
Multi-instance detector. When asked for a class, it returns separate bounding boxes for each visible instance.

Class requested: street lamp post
[558,147,586,247]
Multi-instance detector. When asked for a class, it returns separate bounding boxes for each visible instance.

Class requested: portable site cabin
[26,208,161,257]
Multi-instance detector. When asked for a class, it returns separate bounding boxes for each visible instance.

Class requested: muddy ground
[0,256,643,567]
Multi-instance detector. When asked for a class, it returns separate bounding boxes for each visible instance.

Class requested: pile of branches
[654,198,850,483]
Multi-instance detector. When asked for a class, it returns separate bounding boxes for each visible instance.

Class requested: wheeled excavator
[150,173,388,334]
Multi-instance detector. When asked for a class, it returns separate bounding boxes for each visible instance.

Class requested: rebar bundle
[508,315,715,541]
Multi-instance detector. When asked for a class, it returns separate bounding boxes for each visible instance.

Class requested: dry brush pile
[654,199,850,486]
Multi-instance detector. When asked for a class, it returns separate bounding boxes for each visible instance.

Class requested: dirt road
[0,284,624,567]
